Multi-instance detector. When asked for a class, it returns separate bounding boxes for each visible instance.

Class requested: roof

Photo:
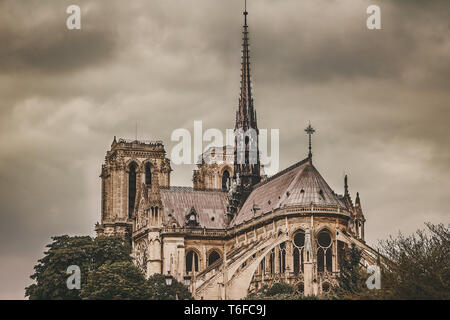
[231,158,346,226]
[160,187,228,229]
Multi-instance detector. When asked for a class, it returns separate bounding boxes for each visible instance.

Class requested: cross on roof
[304,122,315,159]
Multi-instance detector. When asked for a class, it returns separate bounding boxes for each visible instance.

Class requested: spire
[230,0,261,215]
[244,0,248,25]
[236,0,256,131]
[344,174,349,196]
[304,122,315,159]
[355,192,363,215]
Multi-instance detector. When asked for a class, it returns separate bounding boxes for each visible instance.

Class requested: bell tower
[95,137,171,240]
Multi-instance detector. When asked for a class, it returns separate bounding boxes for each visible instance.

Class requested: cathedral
[95,5,380,299]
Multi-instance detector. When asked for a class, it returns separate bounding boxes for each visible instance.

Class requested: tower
[231,2,261,213]
[95,137,171,241]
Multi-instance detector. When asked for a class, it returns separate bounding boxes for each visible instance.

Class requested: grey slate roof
[231,158,346,226]
[160,187,228,229]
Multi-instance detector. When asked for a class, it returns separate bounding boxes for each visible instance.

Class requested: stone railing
[99,217,132,224]
[231,204,350,235]
[159,204,350,240]
[118,138,164,145]
[161,227,228,238]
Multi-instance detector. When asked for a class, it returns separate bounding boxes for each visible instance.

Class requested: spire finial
[304,121,315,159]
[244,0,248,24]
[235,0,256,132]
[344,174,348,195]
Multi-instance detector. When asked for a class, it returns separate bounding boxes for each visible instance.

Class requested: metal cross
[304,122,315,158]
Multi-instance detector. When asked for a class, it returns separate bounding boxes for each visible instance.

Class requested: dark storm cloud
[249,0,450,86]
[0,0,449,299]
[0,0,118,74]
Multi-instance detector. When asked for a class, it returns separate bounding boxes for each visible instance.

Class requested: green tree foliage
[246,283,312,300]
[25,235,131,300]
[333,243,372,299]
[266,282,293,296]
[147,273,192,300]
[378,223,450,300]
[80,262,151,300]
[334,223,450,300]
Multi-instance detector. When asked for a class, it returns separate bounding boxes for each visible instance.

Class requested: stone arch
[226,232,290,299]
[206,248,222,266]
[316,228,333,273]
[277,241,287,273]
[127,161,139,218]
[143,161,153,186]
[219,165,232,176]
[292,228,306,273]
[291,227,306,241]
[221,170,231,191]
[141,159,154,167]
[125,158,142,172]
[149,238,161,260]
[185,247,202,273]
[315,226,334,239]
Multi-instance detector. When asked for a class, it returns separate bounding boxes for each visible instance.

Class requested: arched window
[128,162,137,218]
[317,230,332,272]
[145,163,152,185]
[293,230,305,273]
[186,250,199,273]
[259,258,265,275]
[222,170,230,191]
[208,250,220,266]
[269,248,275,274]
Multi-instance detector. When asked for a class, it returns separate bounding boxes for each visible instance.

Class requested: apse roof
[231,158,346,227]
[160,187,228,229]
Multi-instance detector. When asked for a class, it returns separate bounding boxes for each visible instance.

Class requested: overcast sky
[0,0,449,299]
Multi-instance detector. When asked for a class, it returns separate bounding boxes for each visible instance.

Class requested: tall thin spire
[244,0,248,26]
[236,0,256,131]
[230,0,261,216]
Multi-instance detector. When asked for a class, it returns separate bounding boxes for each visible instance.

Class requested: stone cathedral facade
[95,7,380,299]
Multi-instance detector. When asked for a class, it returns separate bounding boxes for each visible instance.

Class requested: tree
[80,262,151,300]
[246,283,306,300]
[334,223,450,300]
[266,282,293,296]
[147,273,192,300]
[378,223,450,300]
[25,235,131,300]
[333,243,371,299]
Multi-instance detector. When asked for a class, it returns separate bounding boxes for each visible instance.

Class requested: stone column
[265,253,271,274]
[361,222,365,241]
[303,228,314,296]
[274,246,280,274]
[202,245,207,271]
[286,242,293,275]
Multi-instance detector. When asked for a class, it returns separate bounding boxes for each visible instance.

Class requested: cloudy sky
[0,0,449,299]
